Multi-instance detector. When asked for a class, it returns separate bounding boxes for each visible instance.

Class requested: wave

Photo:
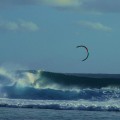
[1,69,120,111]
[0,70,120,100]
[0,98,120,112]
[37,71,120,88]
[1,69,120,89]
[1,86,120,100]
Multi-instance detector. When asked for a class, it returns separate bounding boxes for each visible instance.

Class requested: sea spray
[0,67,41,87]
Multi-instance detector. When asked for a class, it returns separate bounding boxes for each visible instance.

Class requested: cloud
[19,20,39,31]
[0,0,80,7]
[0,20,39,32]
[0,0,120,12]
[80,0,120,13]
[43,0,80,7]
[0,21,19,31]
[78,21,112,32]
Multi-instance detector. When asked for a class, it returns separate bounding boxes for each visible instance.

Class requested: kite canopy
[76,45,89,61]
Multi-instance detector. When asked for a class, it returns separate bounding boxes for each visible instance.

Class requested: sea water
[0,69,120,119]
[0,107,120,120]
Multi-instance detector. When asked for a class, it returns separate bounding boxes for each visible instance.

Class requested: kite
[76,45,89,61]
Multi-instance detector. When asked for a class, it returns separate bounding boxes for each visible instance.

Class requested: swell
[38,71,120,88]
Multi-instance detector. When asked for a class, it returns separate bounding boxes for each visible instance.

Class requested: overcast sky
[0,0,120,73]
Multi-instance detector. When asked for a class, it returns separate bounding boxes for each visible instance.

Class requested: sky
[0,0,120,73]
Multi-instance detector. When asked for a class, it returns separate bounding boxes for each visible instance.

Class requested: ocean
[0,69,120,119]
[0,108,120,120]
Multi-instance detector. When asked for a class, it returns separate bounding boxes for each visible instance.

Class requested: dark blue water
[0,108,120,120]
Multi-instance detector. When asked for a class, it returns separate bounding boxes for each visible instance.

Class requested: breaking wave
[0,98,120,111]
[0,68,120,111]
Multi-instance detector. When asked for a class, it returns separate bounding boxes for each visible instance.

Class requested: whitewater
[0,67,120,112]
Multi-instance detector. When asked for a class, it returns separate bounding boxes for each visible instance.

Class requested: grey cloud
[81,0,120,13]
[0,0,120,13]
